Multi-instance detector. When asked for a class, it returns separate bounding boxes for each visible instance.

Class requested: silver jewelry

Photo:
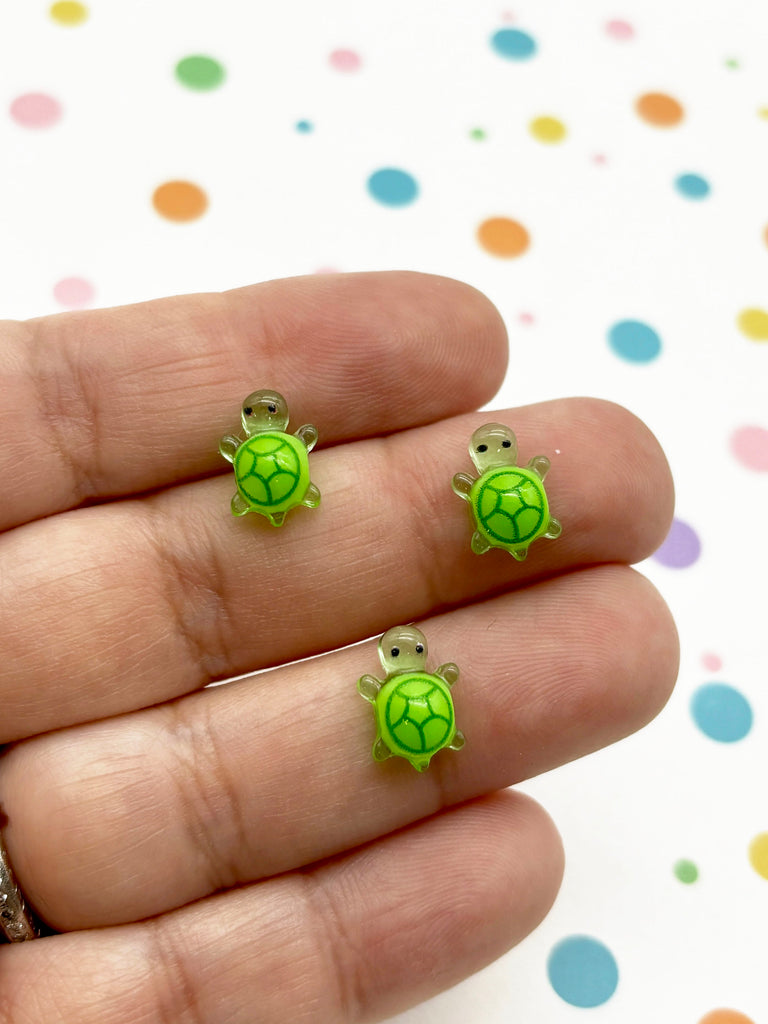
[0,831,38,941]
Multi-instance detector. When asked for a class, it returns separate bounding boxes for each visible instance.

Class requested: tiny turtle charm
[219,389,321,526]
[358,625,465,772]
[452,423,562,560]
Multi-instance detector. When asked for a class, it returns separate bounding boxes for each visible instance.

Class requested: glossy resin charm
[358,625,465,772]
[452,423,561,560]
[219,390,320,525]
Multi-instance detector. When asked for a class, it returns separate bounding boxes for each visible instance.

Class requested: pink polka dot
[730,425,768,471]
[606,19,634,41]
[53,277,95,309]
[702,653,723,672]
[314,266,340,275]
[10,92,62,129]
[329,49,361,72]
[593,153,608,165]
[501,9,517,21]
[519,312,535,325]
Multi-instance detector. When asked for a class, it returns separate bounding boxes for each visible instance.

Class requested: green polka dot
[175,55,225,91]
[674,859,699,884]
[469,128,487,140]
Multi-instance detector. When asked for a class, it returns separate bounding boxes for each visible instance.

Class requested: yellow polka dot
[737,308,768,341]
[748,832,768,879]
[758,107,768,119]
[49,1,89,25]
[530,116,566,143]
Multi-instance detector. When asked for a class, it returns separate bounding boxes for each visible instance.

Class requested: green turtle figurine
[219,389,321,525]
[357,625,465,772]
[452,423,562,560]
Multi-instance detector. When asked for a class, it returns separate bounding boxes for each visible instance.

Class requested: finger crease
[146,919,208,1024]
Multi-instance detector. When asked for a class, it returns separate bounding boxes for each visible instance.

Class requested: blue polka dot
[691,683,753,743]
[367,168,419,207]
[295,120,313,133]
[547,936,619,1008]
[675,173,711,199]
[608,319,662,363]
[491,28,537,60]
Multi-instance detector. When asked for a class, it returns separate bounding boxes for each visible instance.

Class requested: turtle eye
[267,403,277,414]
[390,647,400,658]
[477,443,488,453]
[415,644,424,654]
[502,439,512,448]
[243,406,253,416]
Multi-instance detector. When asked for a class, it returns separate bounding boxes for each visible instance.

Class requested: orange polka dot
[698,1011,755,1024]
[477,217,530,258]
[763,224,768,248]
[152,180,208,222]
[635,92,685,127]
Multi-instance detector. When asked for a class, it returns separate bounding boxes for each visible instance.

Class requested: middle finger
[0,398,671,741]
[1,561,678,931]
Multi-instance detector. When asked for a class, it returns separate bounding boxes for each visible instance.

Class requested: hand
[0,272,678,1022]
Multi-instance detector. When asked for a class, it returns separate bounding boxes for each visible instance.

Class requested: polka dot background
[1,2,766,1021]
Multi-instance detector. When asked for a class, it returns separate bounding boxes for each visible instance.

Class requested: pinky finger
[0,791,563,1024]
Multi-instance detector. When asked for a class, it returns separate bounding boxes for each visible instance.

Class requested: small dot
[675,173,711,199]
[730,426,768,471]
[491,28,537,60]
[477,217,530,258]
[607,319,662,363]
[748,833,768,881]
[547,936,619,1008]
[53,277,94,309]
[530,115,566,143]
[635,92,685,127]
[295,120,313,133]
[674,858,699,884]
[593,153,608,165]
[175,55,225,91]
[49,1,88,25]
[367,168,419,207]
[702,653,723,672]
[724,57,740,70]
[9,93,62,129]
[691,683,753,743]
[519,312,535,325]
[329,49,361,72]
[699,1012,756,1024]
[737,308,768,340]
[762,224,768,247]
[653,518,701,568]
[469,127,487,140]
[606,19,634,40]
[152,180,208,222]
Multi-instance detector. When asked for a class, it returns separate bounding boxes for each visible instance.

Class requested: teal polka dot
[547,936,619,1007]
[691,683,753,743]
[367,168,419,207]
[608,319,662,363]
[295,120,313,133]
[675,173,711,199]
[491,28,537,60]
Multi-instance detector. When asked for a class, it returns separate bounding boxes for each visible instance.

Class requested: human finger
[1,563,677,930]
[0,398,673,743]
[0,792,562,1024]
[0,271,507,530]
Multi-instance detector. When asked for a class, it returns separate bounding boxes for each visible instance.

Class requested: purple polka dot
[653,518,701,568]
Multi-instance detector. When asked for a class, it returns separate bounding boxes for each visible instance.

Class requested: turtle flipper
[302,483,321,508]
[545,517,562,539]
[452,472,474,500]
[471,531,491,555]
[372,737,392,762]
[295,423,319,452]
[527,455,551,480]
[231,493,250,516]
[357,674,381,702]
[510,547,529,561]
[219,435,242,463]
[268,511,287,527]
[437,663,459,687]
[449,729,466,751]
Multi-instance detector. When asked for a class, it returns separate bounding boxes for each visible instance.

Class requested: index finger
[0,272,507,530]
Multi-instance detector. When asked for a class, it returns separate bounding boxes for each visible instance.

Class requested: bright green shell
[376,672,456,767]
[470,466,549,549]
[234,431,309,512]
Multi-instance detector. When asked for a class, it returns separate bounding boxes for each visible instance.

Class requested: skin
[0,271,678,1023]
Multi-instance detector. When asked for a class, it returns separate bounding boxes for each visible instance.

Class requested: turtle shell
[376,672,456,769]
[470,466,549,549]
[234,431,309,513]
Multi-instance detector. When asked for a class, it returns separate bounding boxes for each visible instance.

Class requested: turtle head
[378,625,428,675]
[241,390,289,436]
[468,422,518,474]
